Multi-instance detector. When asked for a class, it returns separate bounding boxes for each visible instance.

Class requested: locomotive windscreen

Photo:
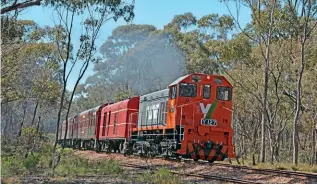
[179,83,197,97]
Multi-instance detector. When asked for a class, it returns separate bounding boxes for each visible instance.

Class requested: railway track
[158,156,317,179]
[209,162,317,179]
[128,154,317,181]
[77,150,317,183]
[120,163,261,184]
[182,160,317,179]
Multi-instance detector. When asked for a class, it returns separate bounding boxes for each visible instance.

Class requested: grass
[215,156,317,174]
[137,167,183,184]
[1,141,123,183]
[55,149,123,177]
[253,162,317,173]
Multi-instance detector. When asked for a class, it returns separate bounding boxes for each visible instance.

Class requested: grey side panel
[138,89,169,127]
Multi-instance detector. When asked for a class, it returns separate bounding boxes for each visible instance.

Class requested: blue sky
[18,0,251,91]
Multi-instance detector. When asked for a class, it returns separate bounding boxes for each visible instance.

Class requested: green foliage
[114,90,134,102]
[1,133,122,180]
[1,126,55,178]
[1,22,62,105]
[21,127,38,137]
[291,166,299,171]
[1,156,27,177]
[23,153,40,170]
[61,147,73,155]
[55,151,122,176]
[137,167,182,184]
[198,13,233,40]
[167,12,197,31]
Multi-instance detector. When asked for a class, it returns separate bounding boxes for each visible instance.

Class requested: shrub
[274,163,289,171]
[23,153,40,171]
[21,127,38,137]
[1,156,26,177]
[1,128,52,178]
[55,151,122,177]
[311,168,317,173]
[291,165,299,171]
[97,159,123,175]
[55,154,88,176]
[137,167,182,184]
[62,148,73,154]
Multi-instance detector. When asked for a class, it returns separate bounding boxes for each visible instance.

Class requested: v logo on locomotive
[199,101,218,126]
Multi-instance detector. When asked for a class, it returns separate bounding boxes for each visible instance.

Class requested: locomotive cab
[167,73,235,162]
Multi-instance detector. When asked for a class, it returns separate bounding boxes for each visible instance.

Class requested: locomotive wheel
[174,155,182,161]
[208,159,215,163]
[119,143,124,154]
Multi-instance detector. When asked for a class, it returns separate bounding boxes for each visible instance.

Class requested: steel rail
[80,150,317,180]
[178,159,317,179]
[211,162,317,179]
[120,163,261,184]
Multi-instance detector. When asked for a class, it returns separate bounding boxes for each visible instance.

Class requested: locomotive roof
[169,74,190,86]
[140,89,168,102]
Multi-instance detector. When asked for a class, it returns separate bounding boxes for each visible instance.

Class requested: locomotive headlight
[170,107,174,112]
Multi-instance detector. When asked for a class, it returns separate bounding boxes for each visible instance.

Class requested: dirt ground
[74,150,317,184]
[8,150,317,184]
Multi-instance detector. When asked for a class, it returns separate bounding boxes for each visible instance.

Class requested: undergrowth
[137,167,183,184]
[1,127,123,183]
[55,150,122,177]
[216,154,317,174]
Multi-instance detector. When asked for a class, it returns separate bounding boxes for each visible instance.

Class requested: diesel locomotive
[58,73,235,163]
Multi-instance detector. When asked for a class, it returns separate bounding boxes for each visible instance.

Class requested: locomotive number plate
[201,119,217,126]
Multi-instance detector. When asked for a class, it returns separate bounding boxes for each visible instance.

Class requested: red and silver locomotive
[58,73,235,162]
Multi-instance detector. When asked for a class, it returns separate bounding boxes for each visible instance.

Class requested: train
[58,73,235,163]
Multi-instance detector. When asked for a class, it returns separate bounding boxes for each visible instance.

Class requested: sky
[18,0,251,91]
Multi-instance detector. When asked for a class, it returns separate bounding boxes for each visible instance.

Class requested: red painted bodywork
[60,118,73,140]
[98,97,139,140]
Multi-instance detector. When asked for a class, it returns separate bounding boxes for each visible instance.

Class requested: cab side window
[169,85,177,99]
[203,84,211,99]
[216,87,232,101]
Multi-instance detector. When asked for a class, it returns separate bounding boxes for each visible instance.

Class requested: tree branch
[1,0,42,14]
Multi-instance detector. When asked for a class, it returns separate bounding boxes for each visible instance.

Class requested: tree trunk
[252,153,256,165]
[63,63,89,148]
[36,116,41,134]
[50,82,66,169]
[252,125,258,165]
[293,41,305,166]
[18,101,28,137]
[31,101,39,125]
[261,53,269,163]
[275,142,280,162]
[311,128,316,165]
[53,85,66,150]
[271,146,274,164]
[315,123,317,164]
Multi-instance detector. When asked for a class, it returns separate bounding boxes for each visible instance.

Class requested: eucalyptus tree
[221,0,280,162]
[283,0,317,165]
[47,0,135,170]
